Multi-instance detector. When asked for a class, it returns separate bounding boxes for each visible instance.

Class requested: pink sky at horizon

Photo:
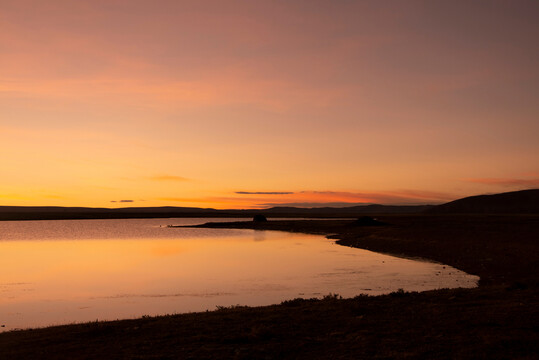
[1,1,538,209]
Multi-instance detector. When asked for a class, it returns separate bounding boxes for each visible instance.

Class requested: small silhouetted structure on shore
[253,214,268,222]
[353,216,387,226]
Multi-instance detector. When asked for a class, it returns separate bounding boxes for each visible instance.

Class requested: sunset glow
[2,1,538,209]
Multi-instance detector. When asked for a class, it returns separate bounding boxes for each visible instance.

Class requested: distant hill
[0,204,432,221]
[263,204,433,216]
[427,189,539,214]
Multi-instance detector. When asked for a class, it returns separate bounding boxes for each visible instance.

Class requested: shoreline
[1,215,538,358]
[186,214,539,286]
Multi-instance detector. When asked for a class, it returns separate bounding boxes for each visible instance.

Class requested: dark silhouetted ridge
[0,204,433,221]
[263,204,434,215]
[427,189,539,214]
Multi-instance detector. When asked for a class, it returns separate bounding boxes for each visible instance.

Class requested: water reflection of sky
[0,218,478,331]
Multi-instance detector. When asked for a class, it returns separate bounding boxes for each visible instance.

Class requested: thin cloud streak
[236,191,294,195]
[300,190,454,204]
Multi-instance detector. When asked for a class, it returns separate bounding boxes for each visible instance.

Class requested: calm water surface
[0,218,478,331]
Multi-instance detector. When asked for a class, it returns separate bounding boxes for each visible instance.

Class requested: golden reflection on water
[0,221,478,331]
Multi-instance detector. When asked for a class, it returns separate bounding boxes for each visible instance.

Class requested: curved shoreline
[187,215,539,286]
[1,215,538,359]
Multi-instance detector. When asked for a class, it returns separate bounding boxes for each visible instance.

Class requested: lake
[0,218,478,331]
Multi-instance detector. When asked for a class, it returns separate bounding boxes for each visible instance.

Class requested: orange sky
[1,1,538,209]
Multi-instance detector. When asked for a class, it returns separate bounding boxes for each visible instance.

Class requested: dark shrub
[253,214,268,222]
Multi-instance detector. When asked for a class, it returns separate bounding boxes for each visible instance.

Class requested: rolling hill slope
[427,189,539,214]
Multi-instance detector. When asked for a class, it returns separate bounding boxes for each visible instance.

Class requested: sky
[1,0,538,209]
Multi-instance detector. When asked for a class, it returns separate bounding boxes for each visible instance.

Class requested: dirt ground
[1,215,538,359]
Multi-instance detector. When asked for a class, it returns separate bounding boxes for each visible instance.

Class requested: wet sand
[1,215,538,359]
